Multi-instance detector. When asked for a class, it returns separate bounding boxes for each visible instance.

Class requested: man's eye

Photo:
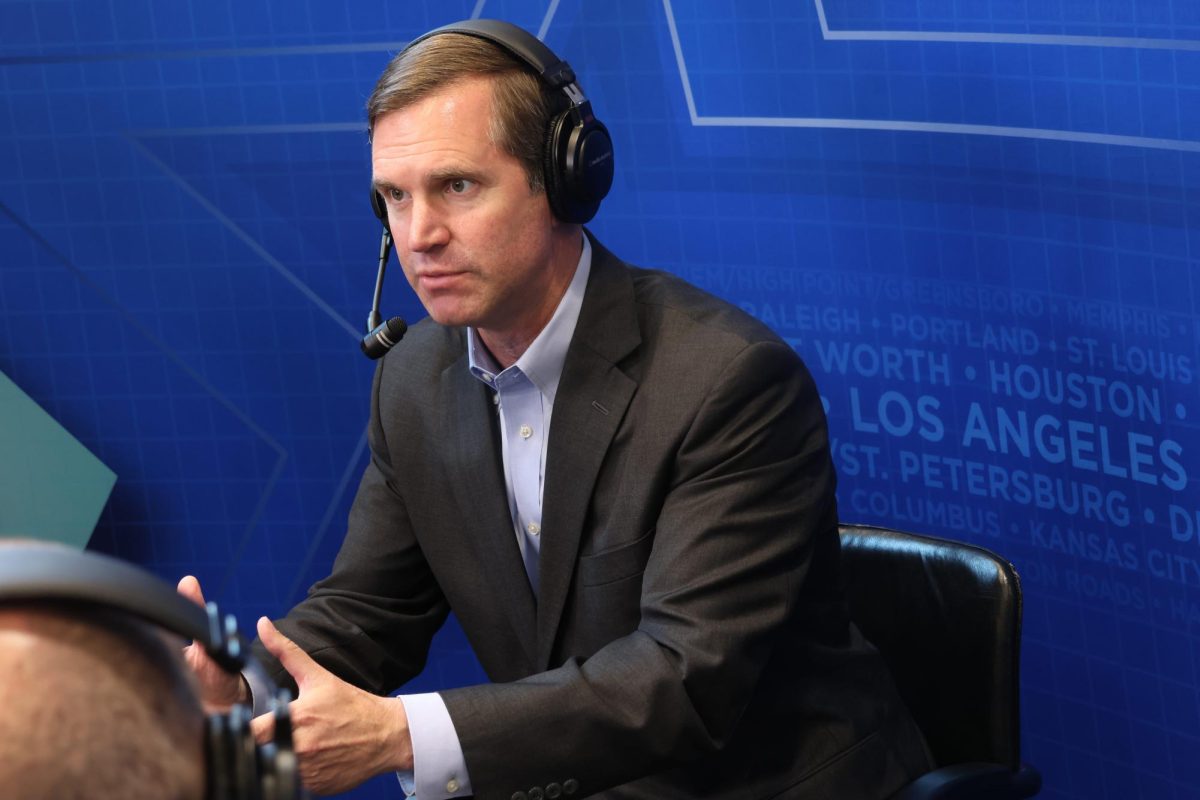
[448,179,474,194]
[388,187,406,202]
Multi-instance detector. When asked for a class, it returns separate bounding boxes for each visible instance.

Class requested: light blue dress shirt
[398,234,593,799]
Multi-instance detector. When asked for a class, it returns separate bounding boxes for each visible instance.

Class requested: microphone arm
[367,229,391,332]
[361,227,407,360]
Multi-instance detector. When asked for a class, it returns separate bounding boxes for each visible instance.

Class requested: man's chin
[421,303,480,330]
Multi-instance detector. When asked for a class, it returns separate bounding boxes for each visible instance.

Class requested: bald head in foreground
[0,550,205,800]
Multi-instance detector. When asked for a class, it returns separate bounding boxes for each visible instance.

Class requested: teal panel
[0,371,115,548]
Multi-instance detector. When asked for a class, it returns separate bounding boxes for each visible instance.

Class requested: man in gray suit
[182,20,932,800]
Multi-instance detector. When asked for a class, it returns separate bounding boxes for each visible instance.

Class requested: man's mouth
[417,270,469,291]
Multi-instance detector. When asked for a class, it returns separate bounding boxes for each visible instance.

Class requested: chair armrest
[890,762,1042,800]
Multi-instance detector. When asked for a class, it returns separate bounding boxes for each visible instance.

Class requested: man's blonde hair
[367,33,563,191]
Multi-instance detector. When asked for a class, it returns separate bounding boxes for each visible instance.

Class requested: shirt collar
[468,233,592,404]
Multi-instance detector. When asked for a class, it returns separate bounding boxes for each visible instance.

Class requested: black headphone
[361,19,612,360]
[0,545,305,800]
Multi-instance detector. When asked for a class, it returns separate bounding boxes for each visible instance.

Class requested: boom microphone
[361,224,407,359]
[362,315,408,359]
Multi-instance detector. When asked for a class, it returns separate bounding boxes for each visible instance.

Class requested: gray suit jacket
[258,234,932,799]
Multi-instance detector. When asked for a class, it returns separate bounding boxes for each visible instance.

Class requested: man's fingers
[174,575,245,709]
[176,575,207,609]
[175,576,208,655]
[250,711,276,745]
[257,617,323,691]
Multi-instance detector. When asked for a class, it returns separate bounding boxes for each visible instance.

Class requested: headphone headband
[0,544,246,672]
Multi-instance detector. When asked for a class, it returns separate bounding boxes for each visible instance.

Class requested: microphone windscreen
[360,316,408,360]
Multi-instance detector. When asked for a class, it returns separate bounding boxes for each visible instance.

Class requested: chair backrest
[838,524,1024,771]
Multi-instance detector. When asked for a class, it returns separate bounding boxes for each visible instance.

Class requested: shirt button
[446,778,460,793]
[527,522,541,536]
[519,424,533,438]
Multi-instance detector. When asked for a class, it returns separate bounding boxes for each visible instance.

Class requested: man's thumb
[176,575,206,609]
[257,617,321,690]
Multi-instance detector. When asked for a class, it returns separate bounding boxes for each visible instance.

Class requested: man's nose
[407,199,450,252]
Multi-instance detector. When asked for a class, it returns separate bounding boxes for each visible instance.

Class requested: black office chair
[838,524,1042,800]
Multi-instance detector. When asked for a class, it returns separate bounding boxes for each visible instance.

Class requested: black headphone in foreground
[359,19,614,360]
[0,545,305,800]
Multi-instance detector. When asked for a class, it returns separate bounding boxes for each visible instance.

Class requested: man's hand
[250,617,414,796]
[176,575,248,712]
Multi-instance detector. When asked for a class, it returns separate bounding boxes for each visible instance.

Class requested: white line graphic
[538,0,563,40]
[663,0,1200,153]
[814,0,1200,50]
[471,0,560,41]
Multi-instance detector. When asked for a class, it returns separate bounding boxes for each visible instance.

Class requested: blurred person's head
[0,543,205,800]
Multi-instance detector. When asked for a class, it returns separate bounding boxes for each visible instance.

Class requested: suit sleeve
[440,339,835,799]
[251,360,451,695]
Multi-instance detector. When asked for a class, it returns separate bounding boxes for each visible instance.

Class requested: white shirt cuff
[397,692,472,799]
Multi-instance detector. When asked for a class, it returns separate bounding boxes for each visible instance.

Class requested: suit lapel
[442,350,538,667]
[535,237,641,670]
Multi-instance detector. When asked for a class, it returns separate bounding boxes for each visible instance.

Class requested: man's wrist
[384,695,414,772]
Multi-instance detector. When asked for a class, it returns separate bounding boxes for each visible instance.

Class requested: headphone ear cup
[370,188,391,236]
[567,117,613,222]
[263,692,302,800]
[206,714,234,800]
[231,705,261,800]
[542,109,571,222]
[207,705,270,800]
[543,105,613,224]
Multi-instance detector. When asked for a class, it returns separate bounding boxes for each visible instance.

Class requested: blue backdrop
[3,2,1198,798]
